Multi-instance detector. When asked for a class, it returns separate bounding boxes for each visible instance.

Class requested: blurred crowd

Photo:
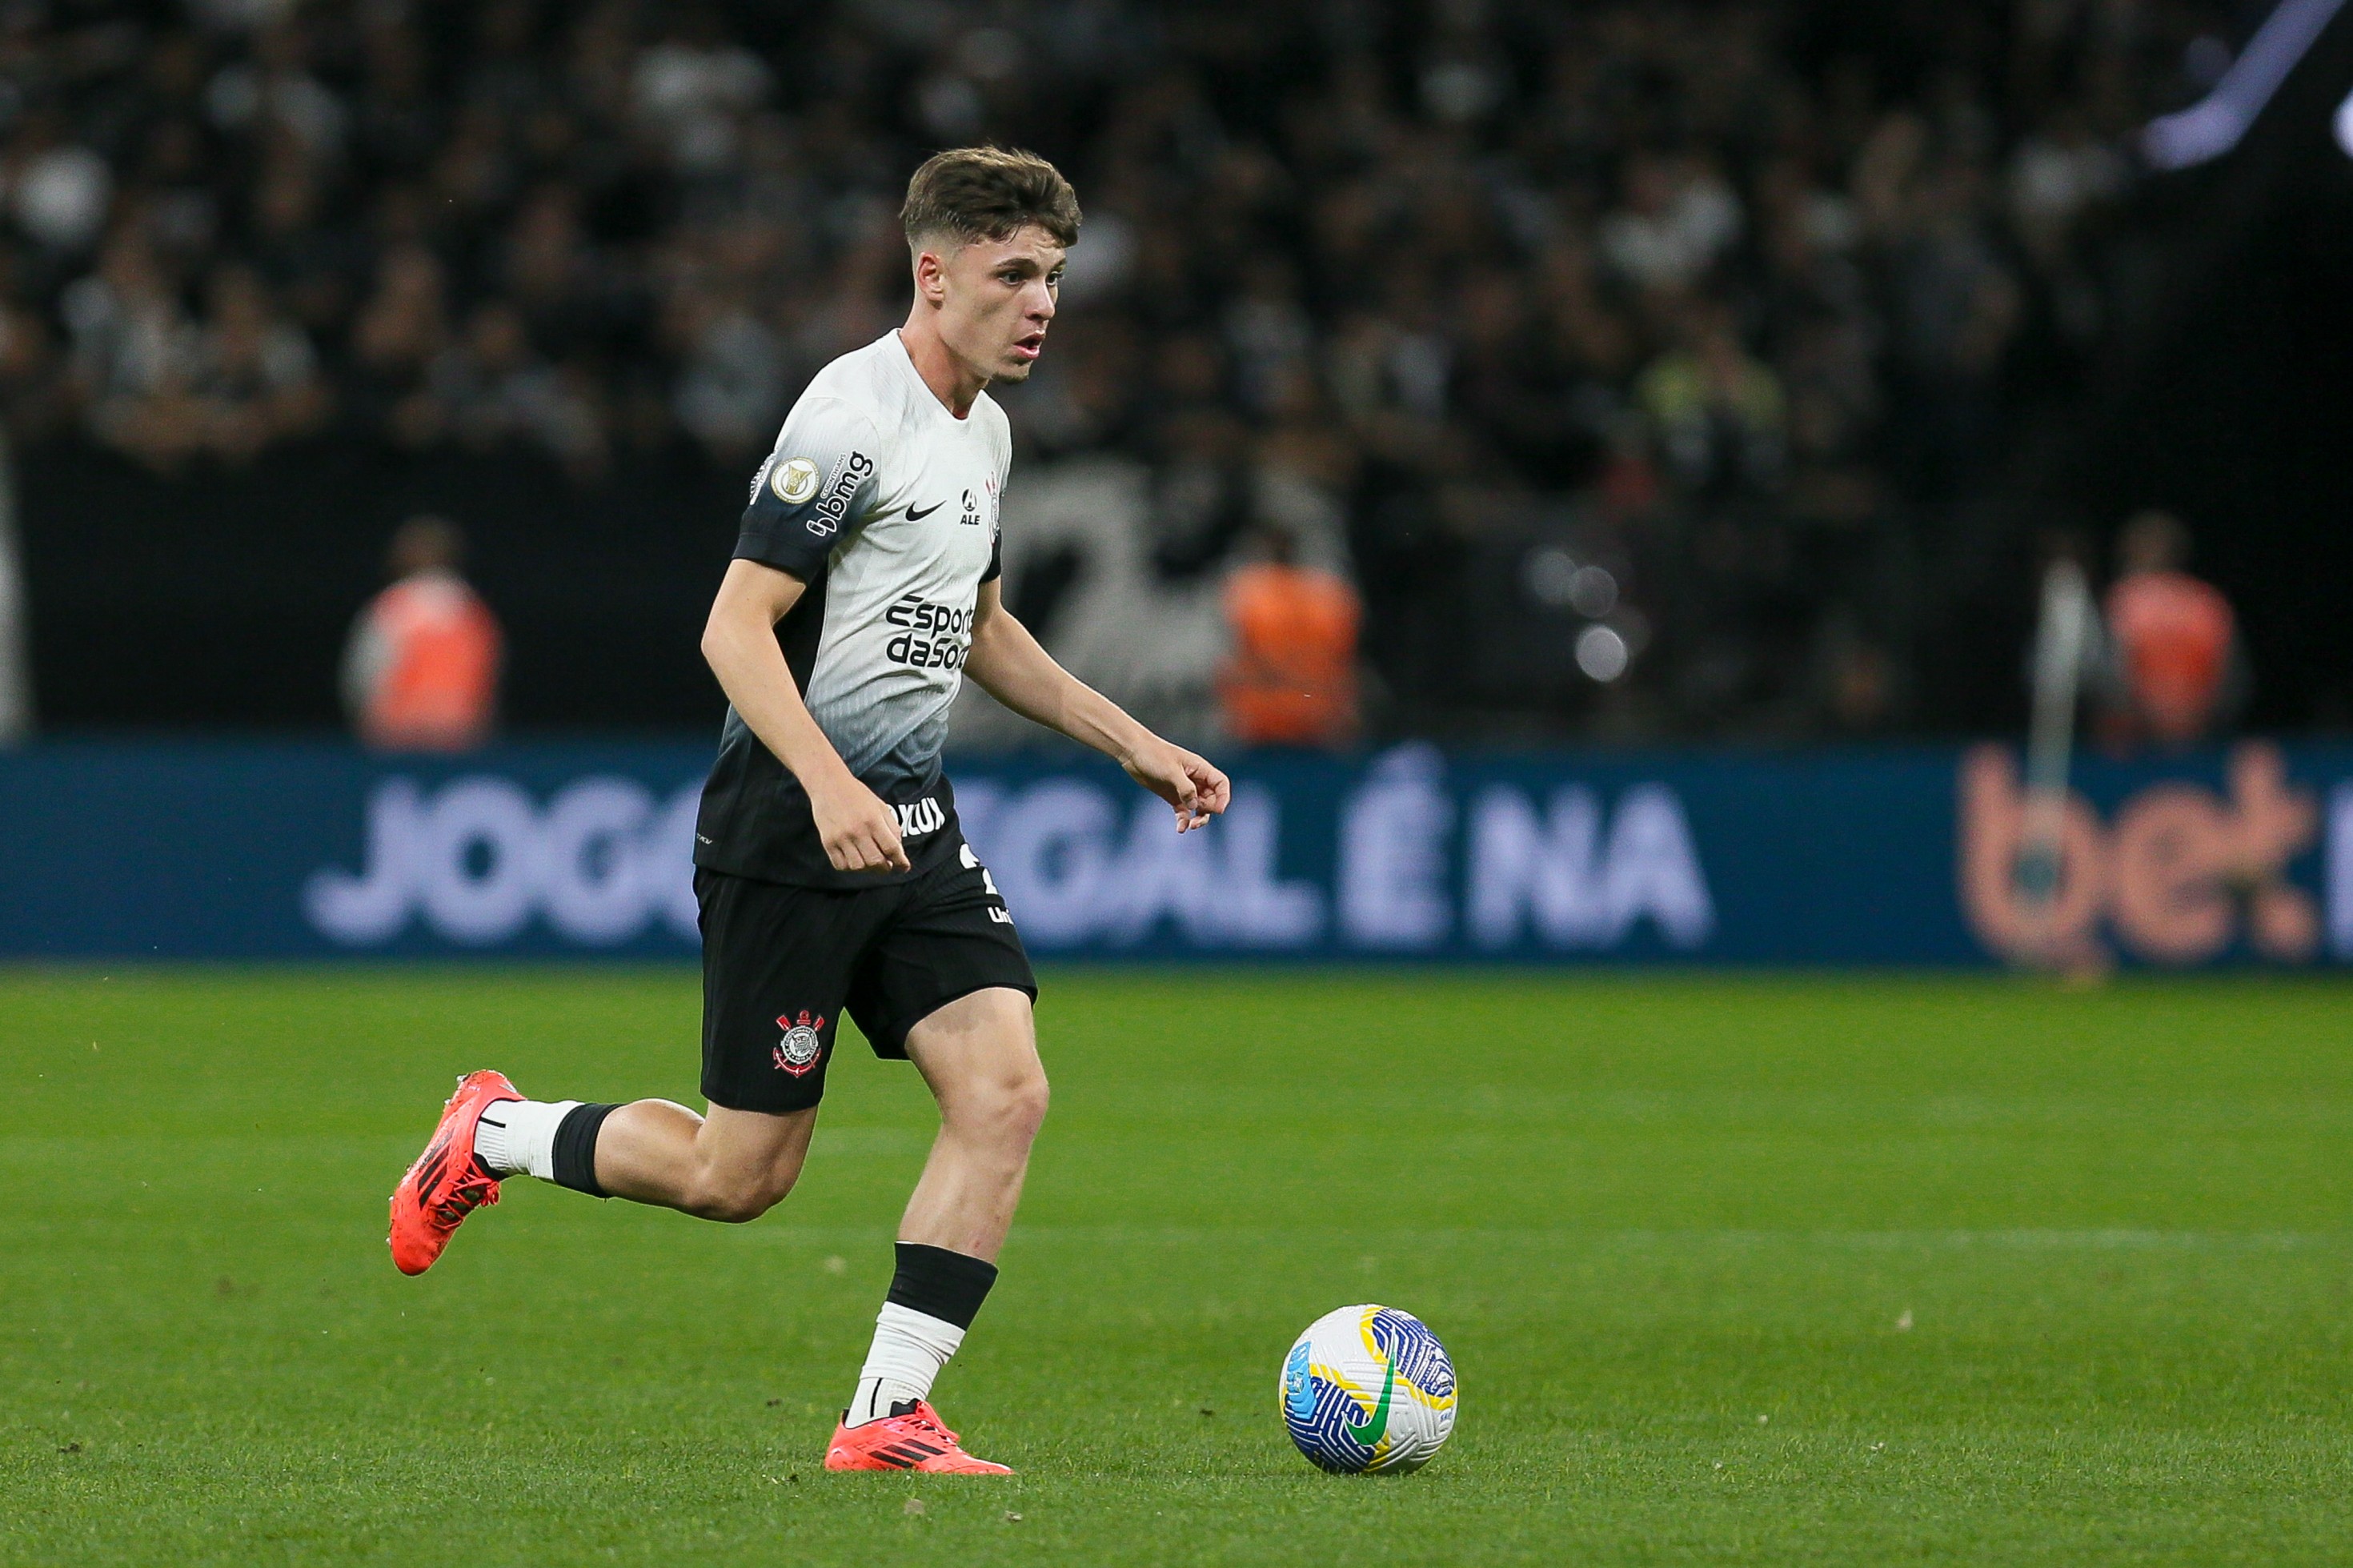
[0,0,2240,740]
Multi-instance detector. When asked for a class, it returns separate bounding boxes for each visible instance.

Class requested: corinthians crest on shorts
[773,1010,827,1076]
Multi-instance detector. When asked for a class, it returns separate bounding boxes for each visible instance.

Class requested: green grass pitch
[2,968,2350,1565]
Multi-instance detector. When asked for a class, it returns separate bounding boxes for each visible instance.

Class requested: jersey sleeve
[735,398,885,580]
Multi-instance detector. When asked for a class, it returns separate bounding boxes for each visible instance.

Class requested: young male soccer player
[387,147,1230,1474]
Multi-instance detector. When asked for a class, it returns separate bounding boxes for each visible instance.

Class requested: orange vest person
[343,515,503,752]
[1218,532,1360,747]
[2102,511,2235,748]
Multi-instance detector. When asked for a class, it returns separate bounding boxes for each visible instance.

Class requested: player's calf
[589,1099,815,1218]
[896,989,1049,1257]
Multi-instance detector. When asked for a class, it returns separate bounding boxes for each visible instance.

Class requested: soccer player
[387,147,1229,1474]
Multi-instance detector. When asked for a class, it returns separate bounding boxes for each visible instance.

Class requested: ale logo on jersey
[771,456,820,505]
[774,1009,826,1075]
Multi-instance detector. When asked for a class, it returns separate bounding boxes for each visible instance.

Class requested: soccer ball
[1280,1304,1457,1474]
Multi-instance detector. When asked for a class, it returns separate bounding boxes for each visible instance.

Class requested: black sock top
[551,1102,619,1199]
[886,1241,999,1331]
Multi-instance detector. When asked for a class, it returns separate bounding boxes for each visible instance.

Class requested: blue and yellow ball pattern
[1280,1304,1457,1474]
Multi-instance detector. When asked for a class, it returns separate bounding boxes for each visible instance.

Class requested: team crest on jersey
[771,457,820,504]
[773,1010,826,1075]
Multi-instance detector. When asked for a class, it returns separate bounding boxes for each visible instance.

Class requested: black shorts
[695,846,1036,1114]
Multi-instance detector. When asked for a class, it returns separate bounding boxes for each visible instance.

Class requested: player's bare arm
[966,578,1231,832]
[699,557,908,874]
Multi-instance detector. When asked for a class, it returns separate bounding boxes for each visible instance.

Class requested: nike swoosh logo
[906,500,945,521]
[1344,1361,1396,1449]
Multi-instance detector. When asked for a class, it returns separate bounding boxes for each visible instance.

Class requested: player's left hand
[1120,739,1231,833]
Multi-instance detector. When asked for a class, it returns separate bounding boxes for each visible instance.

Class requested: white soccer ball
[1280,1304,1457,1474]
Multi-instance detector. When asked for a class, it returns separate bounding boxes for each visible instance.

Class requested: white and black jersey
[695,331,1008,888]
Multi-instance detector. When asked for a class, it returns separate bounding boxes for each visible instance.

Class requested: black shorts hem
[862,977,1040,1060]
[699,1081,825,1116]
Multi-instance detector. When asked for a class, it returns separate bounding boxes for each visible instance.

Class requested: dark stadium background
[7,0,2348,742]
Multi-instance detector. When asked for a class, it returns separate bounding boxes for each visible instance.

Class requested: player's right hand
[811,778,910,873]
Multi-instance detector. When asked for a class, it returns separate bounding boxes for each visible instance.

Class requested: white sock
[471,1099,579,1181]
[845,1302,966,1426]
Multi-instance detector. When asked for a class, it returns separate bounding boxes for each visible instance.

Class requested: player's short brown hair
[900,146,1081,251]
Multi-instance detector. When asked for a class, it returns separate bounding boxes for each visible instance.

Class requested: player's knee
[695,1187,781,1225]
[1012,1065,1050,1137]
[960,1061,1048,1146]
[686,1166,796,1224]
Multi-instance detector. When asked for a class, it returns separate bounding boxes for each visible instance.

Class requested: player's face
[939,225,1064,384]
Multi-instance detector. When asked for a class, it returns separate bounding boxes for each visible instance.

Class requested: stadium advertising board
[0,740,2347,965]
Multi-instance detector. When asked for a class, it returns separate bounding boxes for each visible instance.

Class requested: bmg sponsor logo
[305,776,702,947]
[809,451,875,536]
